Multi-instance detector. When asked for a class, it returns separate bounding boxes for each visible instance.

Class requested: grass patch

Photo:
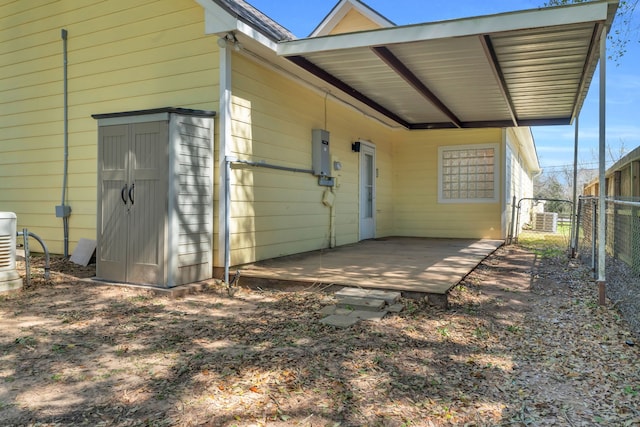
[518,231,569,259]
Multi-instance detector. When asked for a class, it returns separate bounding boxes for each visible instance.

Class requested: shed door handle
[128,183,135,205]
[121,185,128,205]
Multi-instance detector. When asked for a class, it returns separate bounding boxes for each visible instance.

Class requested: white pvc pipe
[219,36,232,285]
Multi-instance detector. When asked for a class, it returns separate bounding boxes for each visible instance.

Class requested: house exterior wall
[0,0,218,254]
[505,130,536,235]
[1,1,539,271]
[391,128,504,239]
[223,53,395,266]
[328,9,383,35]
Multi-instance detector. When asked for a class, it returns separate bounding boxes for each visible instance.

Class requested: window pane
[440,146,495,201]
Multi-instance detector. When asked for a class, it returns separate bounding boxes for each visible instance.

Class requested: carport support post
[570,116,579,258]
[218,34,232,285]
[597,25,607,306]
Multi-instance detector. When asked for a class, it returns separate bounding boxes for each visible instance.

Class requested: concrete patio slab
[237,237,503,299]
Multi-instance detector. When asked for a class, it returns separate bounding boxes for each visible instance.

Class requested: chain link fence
[576,197,640,335]
[508,198,574,254]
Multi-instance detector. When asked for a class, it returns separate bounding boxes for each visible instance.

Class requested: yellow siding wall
[328,9,384,35]
[505,132,535,234]
[2,1,532,266]
[222,53,394,265]
[0,0,218,253]
[392,128,504,239]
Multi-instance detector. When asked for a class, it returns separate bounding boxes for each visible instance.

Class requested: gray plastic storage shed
[92,108,215,288]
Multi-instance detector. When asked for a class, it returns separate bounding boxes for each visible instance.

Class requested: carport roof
[275,1,618,130]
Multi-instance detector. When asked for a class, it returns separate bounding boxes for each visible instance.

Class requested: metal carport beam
[286,55,411,128]
[372,46,462,128]
[480,35,518,127]
[570,22,604,123]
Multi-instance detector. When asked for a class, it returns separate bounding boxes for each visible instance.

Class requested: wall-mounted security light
[351,141,360,152]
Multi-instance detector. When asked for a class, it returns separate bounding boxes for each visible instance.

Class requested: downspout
[218,36,232,285]
[58,28,72,257]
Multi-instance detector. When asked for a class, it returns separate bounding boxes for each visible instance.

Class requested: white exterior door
[359,142,376,240]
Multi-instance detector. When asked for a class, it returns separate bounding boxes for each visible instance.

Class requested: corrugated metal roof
[277,1,618,129]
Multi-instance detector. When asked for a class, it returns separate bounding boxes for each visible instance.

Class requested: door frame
[358,140,376,240]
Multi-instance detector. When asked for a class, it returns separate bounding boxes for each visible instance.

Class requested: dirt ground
[0,244,638,426]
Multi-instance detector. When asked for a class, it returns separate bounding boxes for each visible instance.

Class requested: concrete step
[336,296,386,312]
[318,288,404,327]
[335,287,401,304]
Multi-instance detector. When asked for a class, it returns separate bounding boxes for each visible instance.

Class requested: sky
[247,0,640,175]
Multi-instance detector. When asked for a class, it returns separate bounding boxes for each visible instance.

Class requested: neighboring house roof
[310,0,395,37]
[211,0,295,41]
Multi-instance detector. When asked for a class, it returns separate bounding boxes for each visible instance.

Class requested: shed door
[97,124,129,282]
[359,142,376,240]
[97,121,167,285]
[126,121,167,284]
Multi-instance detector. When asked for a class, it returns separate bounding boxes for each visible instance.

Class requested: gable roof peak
[310,0,395,37]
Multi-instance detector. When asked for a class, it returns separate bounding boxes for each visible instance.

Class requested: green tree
[534,171,571,213]
[544,0,638,62]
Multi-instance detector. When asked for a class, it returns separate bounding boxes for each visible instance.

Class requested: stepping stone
[336,288,401,304]
[319,305,337,316]
[336,296,386,312]
[387,303,404,313]
[320,314,359,328]
[350,310,387,321]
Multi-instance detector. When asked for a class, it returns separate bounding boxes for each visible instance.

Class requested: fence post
[573,197,582,258]
[632,204,640,276]
[508,195,517,245]
[591,198,597,273]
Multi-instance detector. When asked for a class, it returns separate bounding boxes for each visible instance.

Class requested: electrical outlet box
[55,205,72,218]
[312,129,330,176]
[318,176,335,187]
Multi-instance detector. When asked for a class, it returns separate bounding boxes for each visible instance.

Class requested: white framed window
[438,143,499,203]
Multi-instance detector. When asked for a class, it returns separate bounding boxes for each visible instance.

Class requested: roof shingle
[212,0,296,41]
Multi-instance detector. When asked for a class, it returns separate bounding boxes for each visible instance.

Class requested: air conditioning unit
[533,212,558,233]
[0,212,23,292]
